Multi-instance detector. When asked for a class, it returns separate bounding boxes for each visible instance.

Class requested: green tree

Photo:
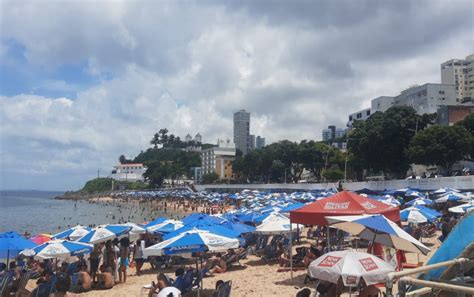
[407,125,473,174]
[457,113,474,134]
[348,106,435,179]
[202,172,219,184]
[82,178,113,193]
[323,168,344,182]
[119,155,127,164]
[150,133,160,148]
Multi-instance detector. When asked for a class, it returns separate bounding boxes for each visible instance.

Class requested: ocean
[0,190,158,235]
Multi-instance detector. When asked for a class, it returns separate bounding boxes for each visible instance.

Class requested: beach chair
[213,280,232,297]
[175,268,195,293]
[0,275,13,297]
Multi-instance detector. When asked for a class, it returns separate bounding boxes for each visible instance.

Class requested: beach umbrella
[144,217,167,229]
[308,250,395,287]
[181,213,225,225]
[115,223,146,235]
[0,231,24,239]
[219,220,256,235]
[22,239,92,260]
[405,198,433,207]
[143,229,239,257]
[448,202,474,214]
[0,236,36,260]
[256,213,298,235]
[30,234,52,245]
[77,225,131,244]
[326,214,430,254]
[400,206,441,224]
[53,225,92,241]
[433,187,460,195]
[163,223,240,240]
[435,192,467,203]
[146,220,183,234]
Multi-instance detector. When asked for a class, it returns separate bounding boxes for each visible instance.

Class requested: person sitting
[18,269,55,297]
[94,265,114,290]
[71,265,91,293]
[50,272,77,297]
[171,268,186,292]
[303,245,320,267]
[209,254,227,274]
[278,243,290,267]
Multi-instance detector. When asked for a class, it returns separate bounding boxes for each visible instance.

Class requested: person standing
[133,239,145,276]
[118,237,130,283]
[89,243,102,282]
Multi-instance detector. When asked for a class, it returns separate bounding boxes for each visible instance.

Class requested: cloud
[0,0,472,190]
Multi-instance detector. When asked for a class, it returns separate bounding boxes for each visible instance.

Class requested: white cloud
[0,0,472,190]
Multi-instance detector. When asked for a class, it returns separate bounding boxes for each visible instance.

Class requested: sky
[0,0,473,191]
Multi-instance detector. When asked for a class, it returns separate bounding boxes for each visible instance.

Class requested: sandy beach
[33,230,438,297]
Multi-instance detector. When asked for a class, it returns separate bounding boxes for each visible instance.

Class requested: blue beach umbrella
[400,206,441,223]
[77,225,131,244]
[326,214,430,254]
[405,198,433,207]
[23,240,92,259]
[435,192,466,203]
[0,237,36,259]
[53,225,92,241]
[146,220,184,234]
[181,213,224,225]
[144,217,167,229]
[219,220,256,235]
[163,223,240,240]
[143,229,240,257]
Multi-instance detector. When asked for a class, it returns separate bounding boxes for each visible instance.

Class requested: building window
[349,115,353,121]
[356,113,362,119]
[439,90,445,95]
[366,110,371,116]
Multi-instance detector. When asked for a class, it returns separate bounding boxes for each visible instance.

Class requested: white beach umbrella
[256,213,298,235]
[308,250,395,287]
[449,202,474,214]
[77,225,131,244]
[52,225,92,241]
[22,239,92,260]
[146,220,184,234]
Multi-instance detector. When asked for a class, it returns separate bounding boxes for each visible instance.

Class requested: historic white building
[110,163,146,182]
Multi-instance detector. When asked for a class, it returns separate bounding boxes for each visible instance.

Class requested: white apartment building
[371,96,395,113]
[110,163,146,182]
[347,108,372,127]
[393,83,457,114]
[200,140,236,179]
[441,54,474,104]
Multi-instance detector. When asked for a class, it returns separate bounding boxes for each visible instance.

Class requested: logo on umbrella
[318,255,342,267]
[324,202,350,210]
[359,257,378,271]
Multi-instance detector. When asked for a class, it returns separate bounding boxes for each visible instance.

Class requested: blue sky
[0,0,472,191]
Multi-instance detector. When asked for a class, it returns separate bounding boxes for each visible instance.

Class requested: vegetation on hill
[81,178,148,193]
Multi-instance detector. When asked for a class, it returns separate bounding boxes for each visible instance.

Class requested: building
[347,108,372,127]
[200,140,236,180]
[194,133,202,143]
[437,105,474,126]
[249,134,256,151]
[233,110,251,155]
[322,128,332,141]
[393,83,457,114]
[256,136,265,149]
[441,54,474,104]
[190,167,202,183]
[184,134,192,142]
[335,128,347,139]
[110,163,146,182]
[371,96,395,113]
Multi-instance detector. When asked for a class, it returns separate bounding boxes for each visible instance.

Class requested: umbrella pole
[6,249,9,269]
[196,257,200,297]
[290,220,293,284]
[327,226,330,252]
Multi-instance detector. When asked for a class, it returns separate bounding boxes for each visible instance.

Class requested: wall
[195,176,474,192]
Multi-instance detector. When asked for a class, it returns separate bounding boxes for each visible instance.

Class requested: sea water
[0,190,159,235]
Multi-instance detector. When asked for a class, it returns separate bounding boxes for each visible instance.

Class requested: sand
[70,234,440,297]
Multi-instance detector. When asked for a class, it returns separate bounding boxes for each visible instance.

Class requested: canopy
[143,229,239,257]
[308,250,395,287]
[290,191,400,225]
[326,214,430,254]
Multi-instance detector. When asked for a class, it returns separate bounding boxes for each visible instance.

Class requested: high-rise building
[249,134,256,151]
[200,141,236,180]
[393,83,457,114]
[441,54,474,104]
[322,126,346,141]
[322,129,331,141]
[256,136,265,149]
[233,110,251,155]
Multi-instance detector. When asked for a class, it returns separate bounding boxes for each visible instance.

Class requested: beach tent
[326,214,430,254]
[308,250,395,287]
[256,213,298,235]
[290,191,400,226]
[22,239,92,260]
[53,225,92,241]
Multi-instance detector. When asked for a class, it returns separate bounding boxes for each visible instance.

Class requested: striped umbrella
[23,240,92,259]
[77,225,131,244]
[53,225,92,241]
